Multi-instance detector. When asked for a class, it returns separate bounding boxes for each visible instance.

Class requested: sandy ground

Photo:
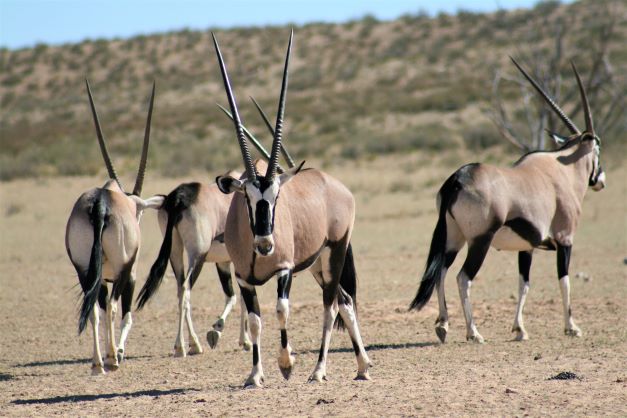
[1,155,626,417]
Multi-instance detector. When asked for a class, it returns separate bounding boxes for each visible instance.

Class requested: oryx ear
[130,194,165,211]
[216,175,244,194]
[278,160,305,186]
[546,130,569,146]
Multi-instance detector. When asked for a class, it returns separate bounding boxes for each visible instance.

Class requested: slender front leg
[207,262,237,349]
[238,279,264,388]
[435,251,458,343]
[239,294,252,351]
[557,245,581,337]
[276,269,295,379]
[90,307,105,375]
[118,277,135,362]
[512,251,532,341]
[309,283,338,383]
[174,278,188,357]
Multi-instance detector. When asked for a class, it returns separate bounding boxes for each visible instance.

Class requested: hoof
[207,330,221,349]
[279,365,293,380]
[308,372,327,383]
[467,334,485,344]
[564,327,582,337]
[174,346,186,358]
[243,375,264,389]
[278,354,295,380]
[513,331,529,341]
[354,371,371,381]
[240,340,252,352]
[117,348,125,363]
[435,325,448,343]
[91,364,106,375]
[104,355,119,371]
[104,363,119,372]
[188,344,204,356]
[212,318,225,332]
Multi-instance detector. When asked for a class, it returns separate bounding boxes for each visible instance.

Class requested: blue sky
[0,0,569,49]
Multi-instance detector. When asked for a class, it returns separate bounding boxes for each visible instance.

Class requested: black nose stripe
[254,200,272,236]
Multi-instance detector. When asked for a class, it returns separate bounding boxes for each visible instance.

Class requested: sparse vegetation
[0,0,624,181]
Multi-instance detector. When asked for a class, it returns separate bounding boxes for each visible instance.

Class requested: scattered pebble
[195,398,207,403]
[316,398,334,405]
[534,354,542,361]
[575,272,592,282]
[505,388,518,394]
[548,371,581,381]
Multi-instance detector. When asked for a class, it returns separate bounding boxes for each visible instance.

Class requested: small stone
[548,371,581,381]
[195,398,207,403]
[534,354,542,361]
[316,398,334,405]
[505,388,518,394]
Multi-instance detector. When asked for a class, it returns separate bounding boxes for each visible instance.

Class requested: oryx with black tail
[213,30,371,388]
[65,80,164,374]
[409,59,606,344]
[134,107,292,357]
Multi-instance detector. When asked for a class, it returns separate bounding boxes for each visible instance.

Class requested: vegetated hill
[0,0,625,180]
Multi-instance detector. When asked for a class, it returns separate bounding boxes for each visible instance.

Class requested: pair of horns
[511,57,595,137]
[213,29,293,182]
[86,79,155,196]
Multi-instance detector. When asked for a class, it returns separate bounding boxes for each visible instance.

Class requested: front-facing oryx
[409,59,606,344]
[213,31,371,388]
[65,81,164,374]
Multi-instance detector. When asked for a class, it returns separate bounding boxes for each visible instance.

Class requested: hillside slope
[0,0,625,180]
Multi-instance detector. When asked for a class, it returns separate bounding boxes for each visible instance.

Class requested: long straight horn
[510,57,580,135]
[571,61,594,135]
[133,81,156,196]
[250,96,295,168]
[212,32,257,180]
[266,29,293,181]
[85,79,123,190]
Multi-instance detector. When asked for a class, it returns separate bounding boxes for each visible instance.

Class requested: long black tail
[335,242,357,331]
[409,175,457,311]
[136,187,191,310]
[78,194,107,334]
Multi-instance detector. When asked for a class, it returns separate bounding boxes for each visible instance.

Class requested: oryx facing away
[409,59,606,344]
[134,100,296,357]
[65,81,164,374]
[213,31,371,388]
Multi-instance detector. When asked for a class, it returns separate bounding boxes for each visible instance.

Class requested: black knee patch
[557,245,571,278]
[252,344,259,365]
[216,263,234,297]
[518,251,532,282]
[280,329,288,349]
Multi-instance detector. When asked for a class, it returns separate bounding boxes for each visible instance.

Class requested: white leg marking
[435,267,449,343]
[239,294,251,350]
[309,300,338,383]
[244,313,264,388]
[559,275,582,337]
[174,282,187,357]
[276,297,295,379]
[185,288,203,355]
[457,272,484,343]
[90,308,105,375]
[512,274,530,341]
[117,312,132,361]
[338,299,371,380]
[104,299,119,369]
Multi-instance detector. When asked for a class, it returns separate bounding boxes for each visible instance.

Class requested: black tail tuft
[335,242,357,331]
[78,195,107,334]
[136,188,188,310]
[409,174,458,311]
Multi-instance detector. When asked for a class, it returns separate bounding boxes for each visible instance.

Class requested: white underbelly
[205,240,230,263]
[492,227,534,251]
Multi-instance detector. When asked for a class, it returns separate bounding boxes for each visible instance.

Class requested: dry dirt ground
[1,154,625,417]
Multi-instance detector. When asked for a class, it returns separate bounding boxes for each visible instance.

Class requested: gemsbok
[65,80,164,374]
[213,31,371,387]
[409,59,606,344]
[135,104,294,357]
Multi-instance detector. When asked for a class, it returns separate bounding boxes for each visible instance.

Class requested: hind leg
[207,262,238,349]
[435,215,464,343]
[104,293,119,370]
[176,254,205,356]
[512,251,532,341]
[457,232,494,343]
[117,271,135,362]
[337,288,370,380]
[90,286,108,375]
[309,278,339,383]
[557,245,581,337]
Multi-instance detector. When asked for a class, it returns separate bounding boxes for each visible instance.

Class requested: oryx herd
[65,31,606,388]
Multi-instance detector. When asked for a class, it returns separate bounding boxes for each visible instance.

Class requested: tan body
[138,175,251,356]
[410,59,606,345]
